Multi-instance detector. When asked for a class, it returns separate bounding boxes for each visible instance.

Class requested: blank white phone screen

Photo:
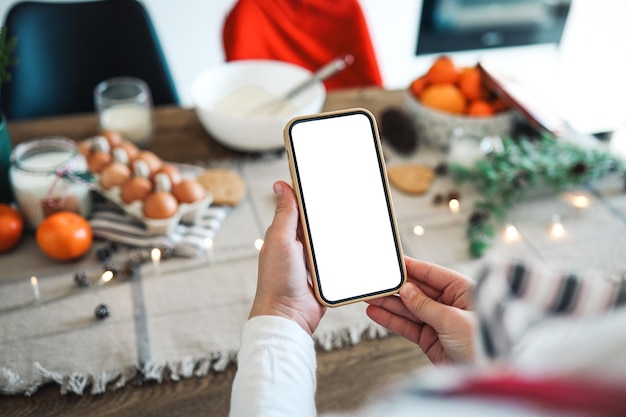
[289,111,403,304]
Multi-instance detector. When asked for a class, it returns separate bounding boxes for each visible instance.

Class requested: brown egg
[101,130,123,147]
[135,151,162,174]
[143,191,179,219]
[172,179,205,204]
[142,172,178,218]
[87,151,111,173]
[120,177,152,204]
[154,164,182,185]
[120,159,152,203]
[114,141,140,162]
[100,162,131,190]
[77,138,94,157]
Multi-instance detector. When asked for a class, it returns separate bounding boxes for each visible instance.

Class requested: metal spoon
[246,54,354,116]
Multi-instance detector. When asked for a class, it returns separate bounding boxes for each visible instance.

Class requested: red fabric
[222,0,383,91]
[452,374,626,416]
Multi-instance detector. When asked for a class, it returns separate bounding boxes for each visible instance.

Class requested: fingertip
[364,303,378,319]
[400,281,417,301]
[273,181,297,209]
[269,180,299,233]
[273,181,285,196]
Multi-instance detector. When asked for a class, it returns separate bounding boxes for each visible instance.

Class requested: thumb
[270,181,299,235]
[400,282,448,331]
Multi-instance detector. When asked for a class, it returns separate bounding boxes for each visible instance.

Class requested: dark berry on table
[106,241,119,252]
[432,193,444,205]
[434,162,448,176]
[469,211,490,225]
[570,162,588,176]
[159,245,174,260]
[96,246,113,263]
[129,249,149,264]
[121,260,140,279]
[95,304,110,320]
[512,171,531,189]
[74,270,90,287]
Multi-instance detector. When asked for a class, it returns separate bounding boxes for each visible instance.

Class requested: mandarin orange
[36,212,92,261]
[458,67,488,101]
[467,99,495,117]
[0,204,23,253]
[420,84,466,115]
[410,76,428,98]
[425,56,460,85]
[491,97,509,113]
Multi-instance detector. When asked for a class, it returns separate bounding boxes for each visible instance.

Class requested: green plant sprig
[0,25,17,83]
[449,134,625,258]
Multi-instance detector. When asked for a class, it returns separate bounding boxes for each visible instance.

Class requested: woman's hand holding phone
[251,179,476,363]
[250,181,327,336]
[366,259,477,366]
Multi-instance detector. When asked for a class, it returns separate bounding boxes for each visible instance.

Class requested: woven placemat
[2,153,626,395]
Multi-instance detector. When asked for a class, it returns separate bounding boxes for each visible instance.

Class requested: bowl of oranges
[405,56,516,149]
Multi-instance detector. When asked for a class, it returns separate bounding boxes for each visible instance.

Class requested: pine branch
[450,134,625,258]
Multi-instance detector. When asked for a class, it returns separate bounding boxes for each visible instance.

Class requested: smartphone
[284,108,406,307]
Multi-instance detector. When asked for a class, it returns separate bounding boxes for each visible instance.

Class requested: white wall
[1,0,625,133]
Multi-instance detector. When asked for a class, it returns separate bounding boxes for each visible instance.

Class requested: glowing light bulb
[448,198,460,214]
[30,276,41,300]
[99,270,114,285]
[151,248,162,276]
[550,214,565,239]
[504,224,520,241]
[572,194,590,209]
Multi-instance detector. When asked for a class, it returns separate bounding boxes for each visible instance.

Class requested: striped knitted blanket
[475,259,626,360]
[88,198,231,258]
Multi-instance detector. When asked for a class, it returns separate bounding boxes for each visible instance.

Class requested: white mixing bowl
[191,60,326,152]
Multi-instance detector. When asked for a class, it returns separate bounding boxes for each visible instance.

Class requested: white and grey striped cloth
[88,199,231,258]
[474,259,626,360]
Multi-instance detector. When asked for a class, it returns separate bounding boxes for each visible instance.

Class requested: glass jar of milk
[94,77,154,148]
[10,137,92,230]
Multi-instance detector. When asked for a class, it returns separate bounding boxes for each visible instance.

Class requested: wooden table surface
[2,88,433,417]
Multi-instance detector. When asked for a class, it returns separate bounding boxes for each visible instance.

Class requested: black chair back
[1,0,179,120]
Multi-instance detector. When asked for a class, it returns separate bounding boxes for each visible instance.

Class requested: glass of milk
[10,137,92,230]
[94,77,154,148]
[447,127,489,169]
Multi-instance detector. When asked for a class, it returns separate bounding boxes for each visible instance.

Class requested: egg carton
[92,164,213,236]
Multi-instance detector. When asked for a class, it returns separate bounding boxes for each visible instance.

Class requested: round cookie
[197,168,247,206]
[387,164,435,195]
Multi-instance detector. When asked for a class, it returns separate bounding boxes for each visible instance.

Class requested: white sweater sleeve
[229,315,317,417]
